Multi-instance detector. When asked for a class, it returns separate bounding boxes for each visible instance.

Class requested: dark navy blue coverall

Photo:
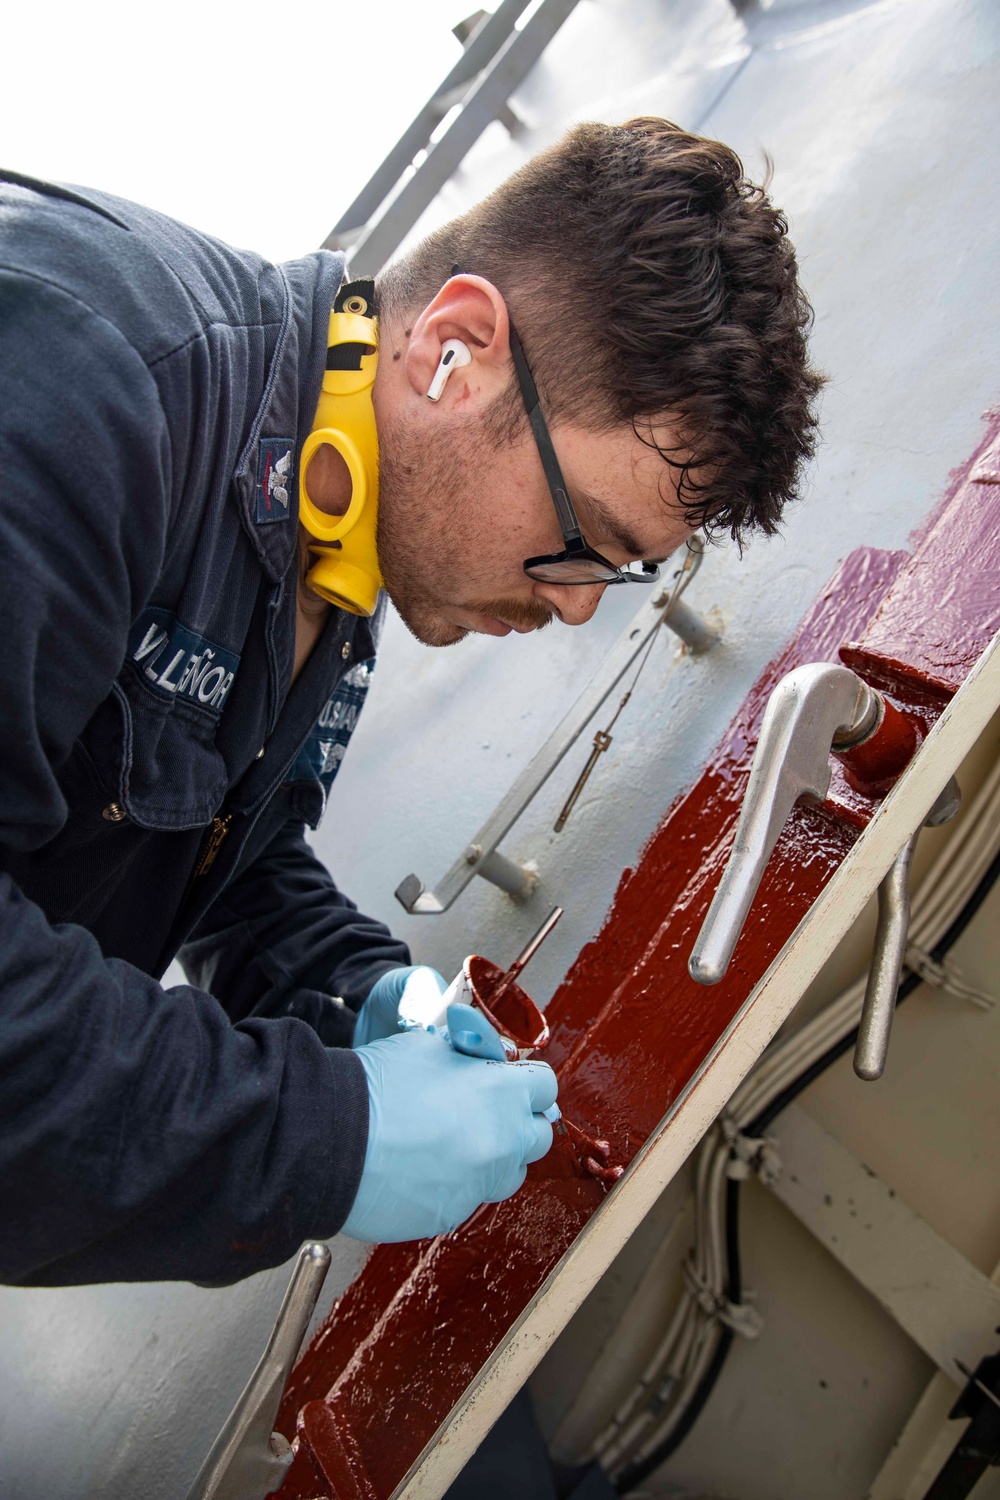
[0,171,410,1287]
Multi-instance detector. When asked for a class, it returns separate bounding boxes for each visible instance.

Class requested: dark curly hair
[378,118,824,544]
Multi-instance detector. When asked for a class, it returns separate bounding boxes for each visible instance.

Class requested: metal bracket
[325,0,583,276]
[396,544,718,914]
[397,848,539,912]
[683,1256,764,1340]
[185,1243,331,1500]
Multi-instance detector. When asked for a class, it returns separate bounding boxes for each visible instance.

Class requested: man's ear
[404,275,511,405]
[304,443,352,515]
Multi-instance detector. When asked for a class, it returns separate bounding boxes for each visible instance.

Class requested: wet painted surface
[275,426,1000,1498]
[841,409,1000,700]
[0,11,995,1500]
[835,691,921,800]
[273,558,899,1497]
[466,955,550,1055]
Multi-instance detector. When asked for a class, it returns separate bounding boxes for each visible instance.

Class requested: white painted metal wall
[2,0,998,1495]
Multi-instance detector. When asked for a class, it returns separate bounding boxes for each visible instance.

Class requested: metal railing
[324,0,582,275]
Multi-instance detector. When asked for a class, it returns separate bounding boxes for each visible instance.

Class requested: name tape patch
[256,438,294,524]
[290,659,374,789]
[128,608,240,715]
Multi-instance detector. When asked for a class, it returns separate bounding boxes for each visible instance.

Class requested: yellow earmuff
[299,281,383,617]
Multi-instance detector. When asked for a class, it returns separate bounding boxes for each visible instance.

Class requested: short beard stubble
[376,409,552,647]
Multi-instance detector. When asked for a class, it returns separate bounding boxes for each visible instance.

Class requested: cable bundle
[584,753,1000,1492]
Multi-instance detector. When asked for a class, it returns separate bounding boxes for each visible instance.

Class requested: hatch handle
[688,663,881,986]
[854,776,960,1080]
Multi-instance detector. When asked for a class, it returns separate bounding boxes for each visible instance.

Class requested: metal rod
[854,835,918,1081]
[476,848,538,900]
[323,0,533,248]
[661,597,717,654]
[853,774,961,1081]
[554,730,612,832]
[185,1242,331,1500]
[344,0,583,275]
[491,906,564,1006]
[553,539,710,834]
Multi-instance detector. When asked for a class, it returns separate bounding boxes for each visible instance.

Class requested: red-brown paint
[458,957,611,1178]
[841,409,1000,699]
[835,690,920,794]
[275,415,1000,1500]
[465,954,550,1054]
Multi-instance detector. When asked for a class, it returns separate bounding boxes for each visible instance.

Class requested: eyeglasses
[509,322,661,587]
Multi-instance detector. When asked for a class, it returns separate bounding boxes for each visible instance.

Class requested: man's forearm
[0,873,368,1287]
[179,809,410,1030]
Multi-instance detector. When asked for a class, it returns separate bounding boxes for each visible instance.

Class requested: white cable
[904,945,995,1010]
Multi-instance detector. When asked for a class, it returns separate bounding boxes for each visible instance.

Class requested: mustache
[475,596,555,632]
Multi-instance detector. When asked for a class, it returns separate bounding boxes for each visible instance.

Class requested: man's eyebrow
[576,490,662,561]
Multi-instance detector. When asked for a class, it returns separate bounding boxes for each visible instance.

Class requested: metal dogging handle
[854,776,960,1080]
[689,663,881,987]
[688,659,964,1084]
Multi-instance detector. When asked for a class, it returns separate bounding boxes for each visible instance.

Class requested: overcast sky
[3,0,473,262]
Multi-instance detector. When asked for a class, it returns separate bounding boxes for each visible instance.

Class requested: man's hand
[342,1018,558,1243]
[353,965,447,1047]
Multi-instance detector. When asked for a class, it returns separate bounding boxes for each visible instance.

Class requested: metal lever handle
[854,776,961,1080]
[185,1241,331,1500]
[689,663,879,986]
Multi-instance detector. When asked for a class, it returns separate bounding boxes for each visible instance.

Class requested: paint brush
[489,906,563,1008]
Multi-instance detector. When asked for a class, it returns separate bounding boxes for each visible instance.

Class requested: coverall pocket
[117,676,230,831]
[2,732,149,927]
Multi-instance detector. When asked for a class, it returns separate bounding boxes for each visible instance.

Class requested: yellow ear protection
[298,278,383,616]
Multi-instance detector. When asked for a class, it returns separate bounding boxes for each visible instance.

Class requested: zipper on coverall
[195,814,232,876]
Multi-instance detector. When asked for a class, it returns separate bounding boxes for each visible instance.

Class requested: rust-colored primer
[466,954,549,1054]
[836,690,920,795]
[275,410,1000,1499]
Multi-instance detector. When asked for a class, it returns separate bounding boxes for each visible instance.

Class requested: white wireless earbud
[426,339,473,401]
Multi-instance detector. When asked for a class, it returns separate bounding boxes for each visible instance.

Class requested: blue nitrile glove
[342,1009,558,1243]
[352,965,448,1048]
[445,1001,511,1061]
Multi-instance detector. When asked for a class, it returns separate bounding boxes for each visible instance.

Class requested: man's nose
[532,581,607,626]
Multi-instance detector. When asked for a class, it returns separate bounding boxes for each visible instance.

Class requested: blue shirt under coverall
[0,171,410,1287]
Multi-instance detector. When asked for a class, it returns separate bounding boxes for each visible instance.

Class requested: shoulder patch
[256,438,294,524]
[127,608,240,716]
